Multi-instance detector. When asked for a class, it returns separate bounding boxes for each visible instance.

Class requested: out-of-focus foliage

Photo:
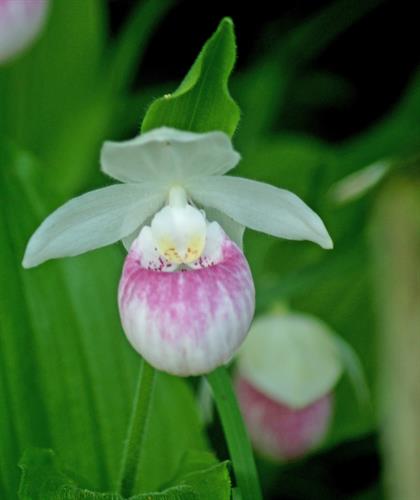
[19,449,230,499]
[0,141,209,498]
[1,0,420,498]
[0,0,173,197]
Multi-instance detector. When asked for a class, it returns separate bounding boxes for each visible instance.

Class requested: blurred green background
[1,0,419,498]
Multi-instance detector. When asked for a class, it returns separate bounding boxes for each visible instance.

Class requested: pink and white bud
[235,312,344,460]
[235,374,333,461]
[118,215,255,376]
[0,0,49,64]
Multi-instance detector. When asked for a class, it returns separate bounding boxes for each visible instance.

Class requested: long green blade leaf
[207,368,262,500]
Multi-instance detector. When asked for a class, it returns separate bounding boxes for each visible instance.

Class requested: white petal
[202,206,245,249]
[187,176,333,249]
[237,313,343,408]
[101,127,240,184]
[23,183,165,268]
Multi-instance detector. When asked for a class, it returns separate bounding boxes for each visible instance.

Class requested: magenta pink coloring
[235,374,333,461]
[118,233,255,376]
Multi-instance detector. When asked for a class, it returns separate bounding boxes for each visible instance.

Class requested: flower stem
[207,367,262,500]
[118,359,156,497]
[371,175,420,499]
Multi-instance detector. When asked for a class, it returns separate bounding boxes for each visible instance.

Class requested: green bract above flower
[23,127,332,268]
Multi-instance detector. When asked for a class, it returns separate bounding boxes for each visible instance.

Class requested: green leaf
[167,451,219,480]
[18,448,195,499]
[207,368,262,500]
[0,142,208,499]
[39,0,173,198]
[138,373,208,493]
[18,449,230,499]
[141,18,240,136]
[164,451,231,500]
[0,0,173,198]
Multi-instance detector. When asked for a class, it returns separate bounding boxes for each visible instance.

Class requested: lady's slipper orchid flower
[235,312,349,460]
[0,0,49,63]
[23,128,332,376]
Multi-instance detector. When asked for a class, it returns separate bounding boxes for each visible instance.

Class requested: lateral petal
[23,183,165,267]
[187,175,333,249]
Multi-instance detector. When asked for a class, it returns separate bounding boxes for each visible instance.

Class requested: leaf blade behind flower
[141,18,240,137]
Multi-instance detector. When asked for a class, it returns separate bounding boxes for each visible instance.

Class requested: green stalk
[371,175,420,500]
[118,360,156,497]
[207,367,262,500]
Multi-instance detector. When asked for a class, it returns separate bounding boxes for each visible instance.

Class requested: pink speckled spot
[235,374,333,461]
[118,232,255,376]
